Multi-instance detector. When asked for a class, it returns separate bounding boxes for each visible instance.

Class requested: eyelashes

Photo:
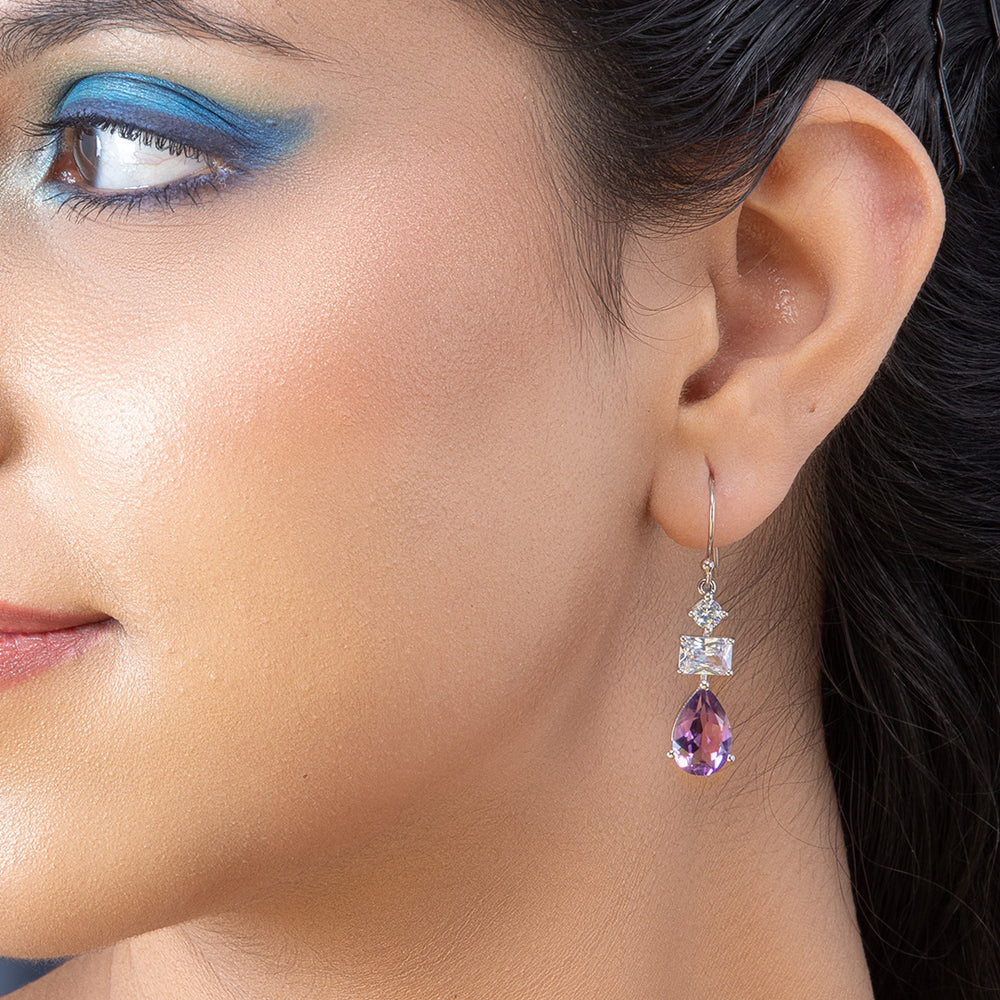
[29,73,310,220]
[31,116,236,220]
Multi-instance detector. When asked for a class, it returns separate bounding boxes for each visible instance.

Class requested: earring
[667,474,736,777]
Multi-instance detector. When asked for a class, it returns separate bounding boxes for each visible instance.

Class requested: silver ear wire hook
[701,474,718,598]
[707,474,717,567]
[989,0,1000,46]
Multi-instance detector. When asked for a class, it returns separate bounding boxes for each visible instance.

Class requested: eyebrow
[0,0,317,70]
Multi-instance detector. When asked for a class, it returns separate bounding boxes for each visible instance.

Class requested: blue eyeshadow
[54,72,310,168]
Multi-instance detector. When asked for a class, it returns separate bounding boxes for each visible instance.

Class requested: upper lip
[0,600,111,635]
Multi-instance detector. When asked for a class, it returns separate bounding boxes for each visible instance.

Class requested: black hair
[467,2,1000,996]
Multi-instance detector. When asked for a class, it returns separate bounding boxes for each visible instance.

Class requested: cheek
[118,125,599,669]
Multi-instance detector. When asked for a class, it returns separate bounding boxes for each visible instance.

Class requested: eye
[31,72,310,219]
[48,121,222,194]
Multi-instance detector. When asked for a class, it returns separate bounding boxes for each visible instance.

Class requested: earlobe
[648,80,946,549]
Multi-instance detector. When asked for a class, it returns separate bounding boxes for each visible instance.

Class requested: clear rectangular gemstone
[677,635,734,676]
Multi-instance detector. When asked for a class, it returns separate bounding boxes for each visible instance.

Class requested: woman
[0,0,996,997]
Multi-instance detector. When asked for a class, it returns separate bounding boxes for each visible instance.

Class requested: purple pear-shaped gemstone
[670,687,733,777]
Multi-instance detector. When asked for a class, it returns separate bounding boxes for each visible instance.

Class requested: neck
[37,534,874,1000]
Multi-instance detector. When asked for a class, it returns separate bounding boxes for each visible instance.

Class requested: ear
[645,81,945,548]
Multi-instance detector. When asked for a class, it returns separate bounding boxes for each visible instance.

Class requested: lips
[0,601,113,691]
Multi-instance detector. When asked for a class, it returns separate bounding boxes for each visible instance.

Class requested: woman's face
[0,0,690,955]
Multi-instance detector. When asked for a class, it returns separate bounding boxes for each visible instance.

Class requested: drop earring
[667,474,736,777]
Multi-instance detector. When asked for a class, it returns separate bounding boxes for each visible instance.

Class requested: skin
[0,1,944,997]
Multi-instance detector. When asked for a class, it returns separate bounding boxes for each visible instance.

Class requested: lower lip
[0,621,112,692]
